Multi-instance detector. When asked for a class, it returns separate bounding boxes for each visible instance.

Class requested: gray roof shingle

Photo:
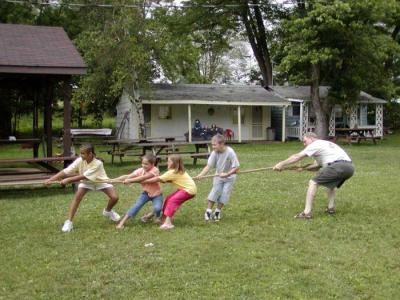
[141,84,289,105]
[0,23,86,75]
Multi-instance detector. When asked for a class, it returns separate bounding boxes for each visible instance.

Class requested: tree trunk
[240,1,273,87]
[127,71,145,139]
[310,64,329,138]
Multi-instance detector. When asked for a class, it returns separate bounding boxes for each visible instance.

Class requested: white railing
[286,126,300,138]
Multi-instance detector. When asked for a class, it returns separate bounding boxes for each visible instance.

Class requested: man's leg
[327,188,336,209]
[304,180,318,214]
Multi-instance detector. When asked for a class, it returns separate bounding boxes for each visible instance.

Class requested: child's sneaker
[204,209,212,221]
[160,223,175,230]
[61,220,73,232]
[213,210,221,221]
[103,209,121,222]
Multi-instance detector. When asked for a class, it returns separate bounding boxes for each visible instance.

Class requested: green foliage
[278,0,400,104]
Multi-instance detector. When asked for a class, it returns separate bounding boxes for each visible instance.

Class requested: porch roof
[141,84,290,106]
[272,86,386,104]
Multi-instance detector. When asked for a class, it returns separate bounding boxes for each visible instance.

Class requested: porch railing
[286,126,300,138]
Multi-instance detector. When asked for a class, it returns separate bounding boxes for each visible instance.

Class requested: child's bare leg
[163,216,173,226]
[102,187,119,211]
[217,202,224,210]
[116,214,129,229]
[207,200,215,209]
[67,188,88,221]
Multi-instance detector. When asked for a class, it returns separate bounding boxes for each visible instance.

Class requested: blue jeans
[127,192,163,218]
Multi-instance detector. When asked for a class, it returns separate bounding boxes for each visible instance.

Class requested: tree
[278,0,400,137]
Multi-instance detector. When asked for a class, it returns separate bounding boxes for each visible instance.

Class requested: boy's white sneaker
[103,209,121,222]
[61,220,73,232]
[204,209,212,221]
[213,210,221,221]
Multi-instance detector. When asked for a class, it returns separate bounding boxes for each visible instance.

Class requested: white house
[116,84,290,142]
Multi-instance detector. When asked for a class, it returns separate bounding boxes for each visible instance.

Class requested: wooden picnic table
[0,138,42,157]
[335,128,377,144]
[0,156,76,186]
[106,139,211,164]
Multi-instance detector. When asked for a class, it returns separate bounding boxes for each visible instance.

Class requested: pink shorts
[162,189,194,217]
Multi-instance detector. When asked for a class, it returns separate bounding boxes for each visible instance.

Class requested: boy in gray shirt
[194,134,240,221]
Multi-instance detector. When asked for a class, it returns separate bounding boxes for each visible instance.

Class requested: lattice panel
[375,104,383,137]
[350,106,358,128]
[329,107,336,136]
[301,102,309,137]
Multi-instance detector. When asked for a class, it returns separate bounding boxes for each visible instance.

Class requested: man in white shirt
[273,132,354,219]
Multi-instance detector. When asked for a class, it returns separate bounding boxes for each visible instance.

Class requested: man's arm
[300,161,320,171]
[273,152,307,171]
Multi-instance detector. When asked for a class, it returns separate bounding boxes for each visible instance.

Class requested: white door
[252,106,264,139]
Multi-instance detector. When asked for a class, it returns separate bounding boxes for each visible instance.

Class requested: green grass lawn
[1,136,400,299]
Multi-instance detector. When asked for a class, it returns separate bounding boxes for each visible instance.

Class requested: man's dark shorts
[313,161,354,189]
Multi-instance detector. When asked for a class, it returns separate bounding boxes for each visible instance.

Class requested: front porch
[283,100,385,140]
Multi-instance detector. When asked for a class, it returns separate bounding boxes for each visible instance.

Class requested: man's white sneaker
[61,220,73,232]
[103,209,121,222]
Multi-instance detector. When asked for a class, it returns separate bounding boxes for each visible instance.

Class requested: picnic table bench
[106,139,211,165]
[0,156,76,186]
[335,128,377,145]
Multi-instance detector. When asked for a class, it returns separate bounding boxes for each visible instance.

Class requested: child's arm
[112,174,131,182]
[142,176,162,184]
[193,165,211,180]
[124,173,156,184]
[219,166,240,178]
[44,170,67,185]
[60,174,87,185]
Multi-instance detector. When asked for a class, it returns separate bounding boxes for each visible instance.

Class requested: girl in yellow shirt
[144,154,197,230]
[45,143,120,232]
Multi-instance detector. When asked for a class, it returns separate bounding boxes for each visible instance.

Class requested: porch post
[63,77,72,160]
[188,104,192,142]
[281,106,286,142]
[299,102,304,140]
[44,79,53,157]
[238,106,242,143]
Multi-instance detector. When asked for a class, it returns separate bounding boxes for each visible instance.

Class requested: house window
[292,103,301,116]
[158,105,171,119]
[143,104,151,123]
[288,103,301,117]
